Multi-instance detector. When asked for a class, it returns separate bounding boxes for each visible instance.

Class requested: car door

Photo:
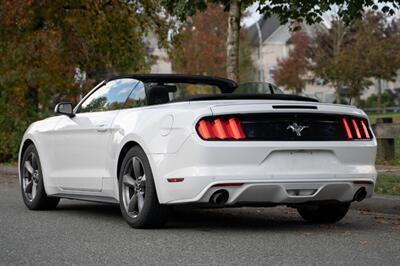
[50,78,139,192]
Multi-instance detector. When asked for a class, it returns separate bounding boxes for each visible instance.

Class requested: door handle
[96,123,108,132]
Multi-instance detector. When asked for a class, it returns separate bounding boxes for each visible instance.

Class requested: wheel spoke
[123,174,136,188]
[31,153,38,169]
[128,194,138,213]
[124,156,147,218]
[132,157,141,178]
[24,161,34,174]
[137,192,144,211]
[25,181,33,193]
[32,183,37,199]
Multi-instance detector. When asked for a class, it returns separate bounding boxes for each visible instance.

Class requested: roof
[107,74,237,93]
[247,15,327,46]
[247,14,281,46]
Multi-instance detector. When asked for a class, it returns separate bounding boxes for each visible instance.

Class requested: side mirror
[54,102,75,118]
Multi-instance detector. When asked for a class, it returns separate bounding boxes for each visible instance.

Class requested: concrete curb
[0,165,18,176]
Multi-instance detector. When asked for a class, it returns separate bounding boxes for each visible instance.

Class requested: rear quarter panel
[110,102,213,198]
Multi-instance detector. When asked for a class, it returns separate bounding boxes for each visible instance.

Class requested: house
[144,32,172,74]
[247,15,400,104]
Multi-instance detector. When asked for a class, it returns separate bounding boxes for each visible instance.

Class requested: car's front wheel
[297,203,350,223]
[20,144,60,210]
[118,146,169,228]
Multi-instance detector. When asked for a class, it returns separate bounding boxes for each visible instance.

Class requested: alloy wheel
[121,157,146,218]
[22,152,40,201]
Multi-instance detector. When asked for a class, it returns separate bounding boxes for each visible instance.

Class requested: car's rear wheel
[20,144,60,210]
[297,203,350,223]
[119,146,169,228]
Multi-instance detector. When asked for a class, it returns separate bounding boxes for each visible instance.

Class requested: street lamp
[255,20,264,82]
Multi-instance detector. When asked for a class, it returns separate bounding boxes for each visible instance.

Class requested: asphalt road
[1,175,400,265]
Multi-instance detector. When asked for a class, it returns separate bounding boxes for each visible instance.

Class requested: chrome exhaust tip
[353,187,367,202]
[210,189,229,205]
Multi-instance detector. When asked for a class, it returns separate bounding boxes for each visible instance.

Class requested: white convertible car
[19,74,377,228]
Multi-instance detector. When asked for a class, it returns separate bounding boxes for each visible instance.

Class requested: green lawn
[375,173,400,196]
[367,112,400,124]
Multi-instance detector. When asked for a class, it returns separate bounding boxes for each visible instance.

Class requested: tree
[312,12,400,104]
[169,5,228,77]
[272,32,311,94]
[168,4,255,81]
[312,19,359,103]
[162,0,253,82]
[361,13,400,110]
[162,0,400,82]
[226,0,241,81]
[0,0,166,161]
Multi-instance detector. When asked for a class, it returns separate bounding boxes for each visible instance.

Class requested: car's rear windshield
[141,81,317,103]
[143,83,220,100]
[143,81,282,100]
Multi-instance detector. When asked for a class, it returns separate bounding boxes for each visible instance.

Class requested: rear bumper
[199,180,374,205]
[149,134,377,204]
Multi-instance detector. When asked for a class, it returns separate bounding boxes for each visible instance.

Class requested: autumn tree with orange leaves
[0,0,166,161]
[169,4,255,82]
[273,32,311,94]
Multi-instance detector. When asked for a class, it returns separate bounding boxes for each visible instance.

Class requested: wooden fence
[373,118,400,161]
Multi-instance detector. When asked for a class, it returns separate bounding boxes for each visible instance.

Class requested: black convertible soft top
[106,74,318,103]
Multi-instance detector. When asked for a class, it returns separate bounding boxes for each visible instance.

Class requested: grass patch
[1,161,17,167]
[367,112,400,124]
[375,173,400,196]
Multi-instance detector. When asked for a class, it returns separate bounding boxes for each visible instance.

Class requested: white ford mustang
[19,74,377,228]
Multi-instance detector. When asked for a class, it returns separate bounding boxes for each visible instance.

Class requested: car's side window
[79,79,138,113]
[125,81,146,108]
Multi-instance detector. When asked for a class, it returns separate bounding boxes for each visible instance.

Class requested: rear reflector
[212,183,243,187]
[353,180,373,185]
[167,178,184,183]
[197,117,246,140]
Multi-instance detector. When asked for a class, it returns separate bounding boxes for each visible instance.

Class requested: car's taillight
[342,117,371,140]
[197,117,246,140]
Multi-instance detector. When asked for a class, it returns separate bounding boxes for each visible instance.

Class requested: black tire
[297,203,350,223]
[118,146,169,228]
[20,144,60,210]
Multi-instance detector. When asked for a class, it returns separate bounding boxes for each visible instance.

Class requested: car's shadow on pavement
[56,200,365,232]
[167,207,364,232]
[56,201,122,220]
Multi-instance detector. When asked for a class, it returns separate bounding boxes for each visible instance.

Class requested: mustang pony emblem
[286,123,309,136]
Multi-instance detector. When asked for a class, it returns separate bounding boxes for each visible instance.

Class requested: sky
[242,3,261,27]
